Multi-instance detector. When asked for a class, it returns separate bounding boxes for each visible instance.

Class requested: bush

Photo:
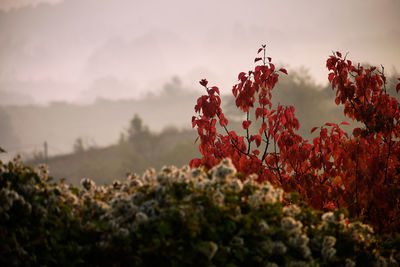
[190,46,400,235]
[1,157,399,266]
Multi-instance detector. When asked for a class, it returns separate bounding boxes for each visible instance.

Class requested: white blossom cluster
[0,188,32,220]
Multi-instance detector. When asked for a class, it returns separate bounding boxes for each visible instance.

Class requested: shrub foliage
[190,45,400,235]
[1,157,399,266]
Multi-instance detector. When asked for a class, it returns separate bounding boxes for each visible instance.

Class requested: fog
[0,0,399,182]
[1,0,399,105]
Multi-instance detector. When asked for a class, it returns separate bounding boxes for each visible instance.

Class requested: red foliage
[190,46,400,235]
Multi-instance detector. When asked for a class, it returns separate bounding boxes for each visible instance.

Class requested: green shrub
[0,157,399,266]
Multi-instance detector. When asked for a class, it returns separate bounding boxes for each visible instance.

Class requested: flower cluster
[0,157,399,266]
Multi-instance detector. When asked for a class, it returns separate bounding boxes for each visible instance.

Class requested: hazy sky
[1,0,399,104]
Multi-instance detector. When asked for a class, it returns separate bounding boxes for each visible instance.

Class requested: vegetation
[190,45,400,236]
[1,157,399,266]
[1,46,399,265]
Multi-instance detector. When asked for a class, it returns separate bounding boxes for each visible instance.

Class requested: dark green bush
[0,157,399,266]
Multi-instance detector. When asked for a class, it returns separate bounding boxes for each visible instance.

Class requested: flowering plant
[1,157,399,266]
[190,45,400,235]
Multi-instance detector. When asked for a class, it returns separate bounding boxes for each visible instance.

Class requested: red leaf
[255,108,267,119]
[242,120,252,130]
[192,116,197,128]
[340,121,349,125]
[252,149,260,156]
[267,57,272,62]
[189,158,201,168]
[269,63,275,71]
[254,57,262,63]
[238,72,246,80]
[250,135,262,147]
[259,122,267,134]
[279,68,288,75]
[328,73,335,83]
[311,126,318,134]
[211,86,220,95]
[353,128,362,137]
[320,128,328,140]
[336,51,342,58]
[255,135,261,147]
[257,48,263,54]
[396,81,400,93]
[199,79,208,87]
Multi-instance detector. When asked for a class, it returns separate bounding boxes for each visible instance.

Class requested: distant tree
[118,132,126,145]
[128,114,150,142]
[73,137,85,153]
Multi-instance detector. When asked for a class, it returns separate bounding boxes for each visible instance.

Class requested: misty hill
[1,78,201,158]
[26,114,201,185]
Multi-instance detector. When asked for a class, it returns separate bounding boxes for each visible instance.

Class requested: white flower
[321,212,336,224]
[142,168,156,185]
[140,199,158,218]
[243,174,259,189]
[322,235,336,249]
[248,193,262,208]
[289,234,309,248]
[194,180,211,190]
[177,175,190,184]
[262,240,287,255]
[198,241,218,261]
[128,178,143,188]
[81,178,96,191]
[224,179,243,192]
[281,216,303,235]
[19,184,37,197]
[112,180,122,190]
[190,168,207,180]
[63,191,79,206]
[259,220,273,234]
[300,246,311,258]
[36,164,50,182]
[135,211,149,224]
[322,247,336,262]
[131,191,145,205]
[345,259,356,267]
[94,185,107,195]
[283,204,301,217]
[271,241,287,255]
[160,165,178,175]
[0,188,17,212]
[347,221,374,245]
[92,199,110,214]
[210,158,236,182]
[247,182,283,208]
[116,227,130,238]
[212,189,225,206]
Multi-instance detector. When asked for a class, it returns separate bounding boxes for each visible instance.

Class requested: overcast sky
[1,0,399,105]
